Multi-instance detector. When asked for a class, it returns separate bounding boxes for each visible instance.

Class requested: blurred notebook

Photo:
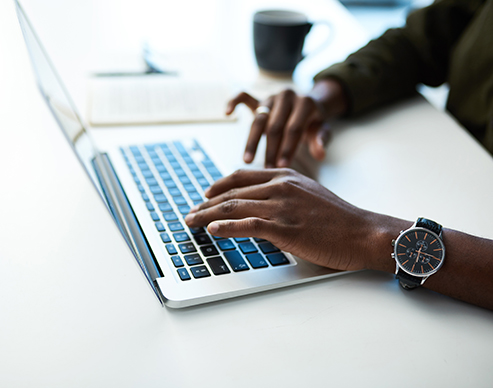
[88,75,235,126]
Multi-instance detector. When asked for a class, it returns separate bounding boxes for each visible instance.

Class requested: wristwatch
[391,217,445,290]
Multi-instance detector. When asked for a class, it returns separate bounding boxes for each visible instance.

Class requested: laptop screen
[15,0,103,196]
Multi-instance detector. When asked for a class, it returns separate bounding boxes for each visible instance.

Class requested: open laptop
[15,0,347,308]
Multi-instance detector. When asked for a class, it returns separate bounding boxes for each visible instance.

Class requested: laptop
[15,0,347,308]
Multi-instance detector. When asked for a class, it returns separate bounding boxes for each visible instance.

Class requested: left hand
[185,168,398,272]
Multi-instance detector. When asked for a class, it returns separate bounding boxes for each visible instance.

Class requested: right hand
[225,78,349,168]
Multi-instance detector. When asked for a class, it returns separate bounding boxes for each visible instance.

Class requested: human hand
[185,168,400,272]
[225,78,349,168]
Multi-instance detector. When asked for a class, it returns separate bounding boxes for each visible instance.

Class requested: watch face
[394,227,445,277]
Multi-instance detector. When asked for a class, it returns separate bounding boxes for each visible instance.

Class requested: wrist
[363,213,411,274]
[308,78,349,120]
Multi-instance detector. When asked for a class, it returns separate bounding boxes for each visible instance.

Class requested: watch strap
[416,217,442,236]
[395,268,423,290]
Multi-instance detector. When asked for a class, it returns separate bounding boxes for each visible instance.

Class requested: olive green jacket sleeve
[314,0,486,116]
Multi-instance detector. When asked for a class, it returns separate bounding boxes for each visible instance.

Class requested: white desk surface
[1,1,493,387]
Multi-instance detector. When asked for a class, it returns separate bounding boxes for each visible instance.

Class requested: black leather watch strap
[395,269,422,290]
[416,217,442,235]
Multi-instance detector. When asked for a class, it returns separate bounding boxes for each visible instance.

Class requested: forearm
[368,213,493,310]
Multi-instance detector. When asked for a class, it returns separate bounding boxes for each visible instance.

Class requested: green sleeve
[314,0,485,115]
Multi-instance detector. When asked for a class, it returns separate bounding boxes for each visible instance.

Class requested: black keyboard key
[266,253,290,266]
[174,167,186,176]
[188,192,203,201]
[166,244,178,255]
[207,257,231,275]
[179,243,197,254]
[178,205,191,215]
[200,245,219,256]
[254,237,267,243]
[163,179,177,188]
[177,268,191,281]
[149,186,163,195]
[160,172,171,180]
[142,193,150,202]
[194,234,212,245]
[168,222,184,232]
[142,170,154,178]
[173,232,191,242]
[137,184,145,193]
[217,239,235,251]
[171,256,184,267]
[189,227,205,235]
[184,253,203,266]
[183,184,197,192]
[160,233,171,243]
[134,155,145,163]
[155,164,167,173]
[163,212,178,222]
[146,202,155,211]
[130,146,141,156]
[168,188,182,197]
[154,194,168,203]
[190,266,211,279]
[179,176,191,185]
[239,242,257,254]
[138,162,149,171]
[150,212,160,221]
[234,237,250,243]
[192,170,205,180]
[197,178,209,187]
[146,177,158,186]
[246,253,269,269]
[224,251,249,272]
[158,202,173,212]
[155,222,165,232]
[173,196,187,206]
[212,235,225,241]
[258,242,280,254]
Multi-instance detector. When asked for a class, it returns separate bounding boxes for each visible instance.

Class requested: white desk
[1,1,493,387]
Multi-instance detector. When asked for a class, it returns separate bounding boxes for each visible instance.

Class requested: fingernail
[277,158,289,168]
[244,152,254,163]
[208,222,219,234]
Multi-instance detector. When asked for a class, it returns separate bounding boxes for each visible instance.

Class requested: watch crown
[391,239,395,247]
[391,253,395,259]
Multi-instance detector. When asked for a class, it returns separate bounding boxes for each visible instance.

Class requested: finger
[193,181,272,214]
[277,97,319,167]
[306,122,331,161]
[225,92,259,115]
[264,90,296,168]
[244,97,274,163]
[185,199,269,228]
[204,168,283,198]
[208,218,274,240]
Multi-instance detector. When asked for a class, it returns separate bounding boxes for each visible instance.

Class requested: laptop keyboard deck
[121,140,290,281]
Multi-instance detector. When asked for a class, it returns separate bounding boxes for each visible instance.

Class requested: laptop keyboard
[120,140,290,281]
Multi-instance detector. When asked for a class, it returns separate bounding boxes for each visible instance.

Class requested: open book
[88,75,235,126]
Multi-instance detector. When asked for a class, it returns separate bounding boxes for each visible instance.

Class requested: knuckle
[267,124,283,137]
[220,199,238,214]
[246,217,264,234]
[223,188,238,201]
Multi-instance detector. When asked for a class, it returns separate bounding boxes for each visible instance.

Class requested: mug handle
[302,21,333,61]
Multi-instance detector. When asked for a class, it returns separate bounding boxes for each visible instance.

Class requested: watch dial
[395,228,444,276]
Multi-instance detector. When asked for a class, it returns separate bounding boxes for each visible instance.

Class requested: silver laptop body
[16,0,346,308]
